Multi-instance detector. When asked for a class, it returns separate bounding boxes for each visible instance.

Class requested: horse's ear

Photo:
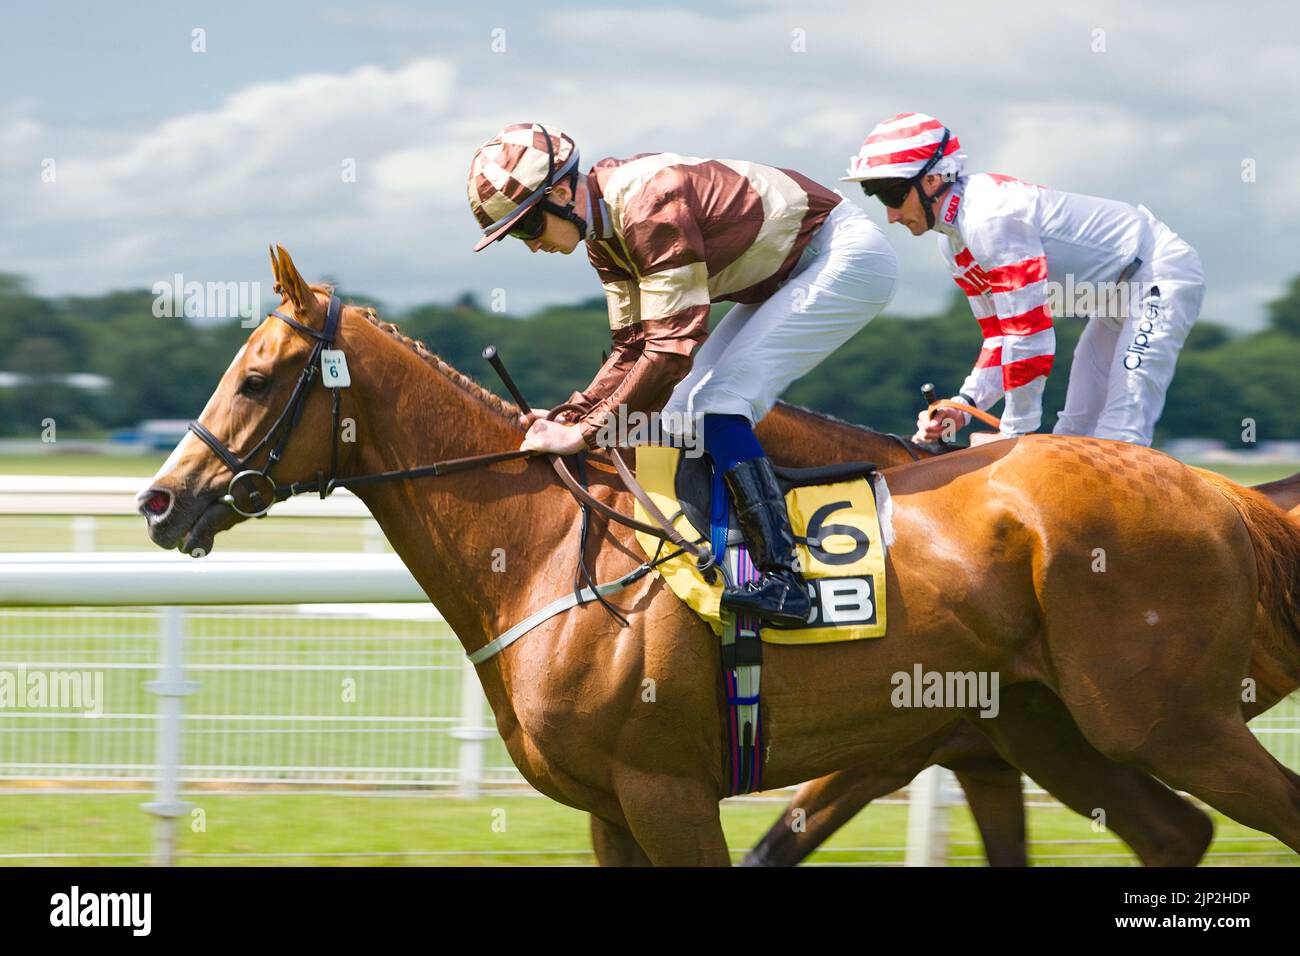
[268,244,283,294]
[274,245,315,312]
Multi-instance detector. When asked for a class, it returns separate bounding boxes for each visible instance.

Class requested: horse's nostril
[140,489,172,516]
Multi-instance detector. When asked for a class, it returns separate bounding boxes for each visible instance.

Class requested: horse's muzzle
[136,487,174,521]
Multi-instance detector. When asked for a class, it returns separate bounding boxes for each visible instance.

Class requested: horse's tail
[1194,467,1300,645]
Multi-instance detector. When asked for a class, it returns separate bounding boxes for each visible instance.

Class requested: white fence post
[905,765,951,866]
[449,657,493,797]
[142,606,199,866]
[72,515,96,552]
[363,519,385,553]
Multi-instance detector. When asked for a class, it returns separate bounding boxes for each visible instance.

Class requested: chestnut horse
[139,248,1300,865]
[751,403,1300,866]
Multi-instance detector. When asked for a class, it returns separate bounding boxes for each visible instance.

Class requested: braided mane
[344,298,521,426]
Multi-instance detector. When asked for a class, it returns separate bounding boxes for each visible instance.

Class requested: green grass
[18,610,1287,808]
[0,514,387,552]
[0,792,1292,866]
[1195,461,1298,485]
[0,453,169,476]
[1,605,1297,866]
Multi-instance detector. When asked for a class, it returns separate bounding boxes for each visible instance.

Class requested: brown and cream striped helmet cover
[468,123,579,251]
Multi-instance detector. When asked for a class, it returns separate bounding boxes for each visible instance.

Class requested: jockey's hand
[912,407,966,444]
[519,407,578,428]
[969,431,1006,447]
[520,418,586,455]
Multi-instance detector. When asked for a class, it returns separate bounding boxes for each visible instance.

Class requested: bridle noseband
[188,295,347,518]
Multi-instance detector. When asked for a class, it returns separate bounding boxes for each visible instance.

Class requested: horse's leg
[742,726,1028,867]
[1104,715,1300,854]
[616,774,732,866]
[1042,589,1300,854]
[943,758,1027,867]
[973,683,1214,866]
[741,770,911,867]
[746,685,1220,869]
[741,730,957,867]
[590,814,653,866]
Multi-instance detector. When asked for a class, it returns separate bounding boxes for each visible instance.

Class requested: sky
[2,0,1298,329]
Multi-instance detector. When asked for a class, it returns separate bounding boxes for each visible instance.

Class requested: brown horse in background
[752,402,1300,866]
[139,248,1300,865]
[1256,472,1300,512]
[755,405,1213,865]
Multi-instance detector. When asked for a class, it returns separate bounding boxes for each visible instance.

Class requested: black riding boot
[720,456,813,627]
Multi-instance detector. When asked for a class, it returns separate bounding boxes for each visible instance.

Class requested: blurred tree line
[2,271,1299,445]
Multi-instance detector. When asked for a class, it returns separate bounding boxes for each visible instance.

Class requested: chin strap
[541,196,588,241]
[916,178,947,230]
[535,131,588,241]
[911,127,953,230]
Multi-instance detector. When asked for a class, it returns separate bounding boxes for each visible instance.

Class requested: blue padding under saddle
[709,463,730,561]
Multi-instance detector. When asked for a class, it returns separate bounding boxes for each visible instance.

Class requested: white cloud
[4,60,457,297]
[4,1,1300,333]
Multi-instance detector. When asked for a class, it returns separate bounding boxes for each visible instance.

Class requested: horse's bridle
[186,298,701,545]
[186,295,714,603]
[187,295,348,518]
[189,295,533,519]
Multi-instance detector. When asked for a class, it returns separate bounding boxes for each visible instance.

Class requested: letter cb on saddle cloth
[632,446,889,642]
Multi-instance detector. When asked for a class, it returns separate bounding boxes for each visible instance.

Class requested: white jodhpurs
[661,201,898,429]
[1053,207,1205,446]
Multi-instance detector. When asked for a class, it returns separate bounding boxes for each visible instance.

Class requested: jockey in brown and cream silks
[469,122,898,626]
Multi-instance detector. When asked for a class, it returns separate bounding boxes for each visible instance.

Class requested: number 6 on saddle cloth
[631,445,891,794]
[632,445,891,643]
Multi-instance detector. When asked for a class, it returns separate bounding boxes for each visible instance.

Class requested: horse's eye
[240,374,269,396]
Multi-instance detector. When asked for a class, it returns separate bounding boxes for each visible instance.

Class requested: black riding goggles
[507,200,548,240]
[860,177,915,209]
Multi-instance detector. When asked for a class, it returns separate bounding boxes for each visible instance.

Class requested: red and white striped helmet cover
[842,112,965,182]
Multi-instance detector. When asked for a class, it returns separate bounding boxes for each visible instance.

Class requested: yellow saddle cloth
[632,446,888,644]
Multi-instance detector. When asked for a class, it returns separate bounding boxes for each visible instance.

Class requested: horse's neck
[344,335,573,659]
[760,403,922,469]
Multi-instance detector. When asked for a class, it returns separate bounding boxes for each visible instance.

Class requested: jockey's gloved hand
[914,406,967,444]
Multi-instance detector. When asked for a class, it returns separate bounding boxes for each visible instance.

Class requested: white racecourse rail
[0,475,385,552]
[1,546,1297,865]
[0,551,504,864]
[0,476,369,517]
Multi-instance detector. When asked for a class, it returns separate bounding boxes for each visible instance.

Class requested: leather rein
[186,297,713,570]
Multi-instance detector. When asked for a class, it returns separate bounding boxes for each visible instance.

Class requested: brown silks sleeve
[576,307,710,450]
[559,325,645,422]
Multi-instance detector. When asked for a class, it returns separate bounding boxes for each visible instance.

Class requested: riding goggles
[507,201,548,240]
[860,177,914,209]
